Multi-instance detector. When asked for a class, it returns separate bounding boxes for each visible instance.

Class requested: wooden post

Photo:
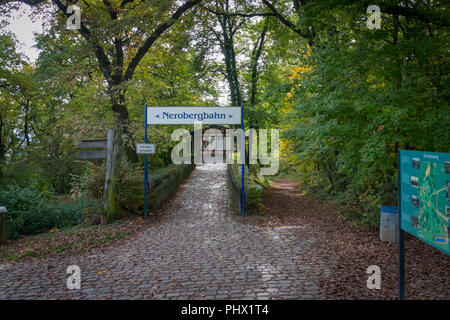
[75,132,120,224]
[0,207,7,245]
[103,129,120,223]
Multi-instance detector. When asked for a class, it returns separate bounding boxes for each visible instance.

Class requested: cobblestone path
[0,164,330,299]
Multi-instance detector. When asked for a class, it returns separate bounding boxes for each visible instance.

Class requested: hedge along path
[0,164,330,299]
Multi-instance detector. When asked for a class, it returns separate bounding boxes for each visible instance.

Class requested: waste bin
[0,207,6,245]
[380,206,398,243]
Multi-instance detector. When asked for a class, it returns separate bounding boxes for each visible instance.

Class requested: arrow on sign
[147,106,241,125]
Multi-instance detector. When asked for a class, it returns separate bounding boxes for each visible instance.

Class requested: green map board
[399,150,450,255]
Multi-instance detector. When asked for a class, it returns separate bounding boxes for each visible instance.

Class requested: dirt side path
[257,179,450,299]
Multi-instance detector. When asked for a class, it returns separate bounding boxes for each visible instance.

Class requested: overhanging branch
[123,0,202,82]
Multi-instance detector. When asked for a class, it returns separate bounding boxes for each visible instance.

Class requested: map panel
[400,150,450,255]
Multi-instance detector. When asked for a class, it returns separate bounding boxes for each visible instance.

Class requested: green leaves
[0,185,84,239]
[275,0,449,218]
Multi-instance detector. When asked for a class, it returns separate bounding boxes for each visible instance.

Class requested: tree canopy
[0,0,448,224]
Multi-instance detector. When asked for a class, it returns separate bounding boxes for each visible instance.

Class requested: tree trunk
[58,175,65,194]
[103,128,121,223]
[0,115,4,178]
[24,100,31,147]
[109,88,138,163]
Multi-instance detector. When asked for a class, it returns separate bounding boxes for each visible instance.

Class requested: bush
[71,161,195,222]
[0,185,84,239]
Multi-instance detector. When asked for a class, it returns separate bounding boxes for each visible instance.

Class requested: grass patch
[0,216,149,263]
[1,251,41,261]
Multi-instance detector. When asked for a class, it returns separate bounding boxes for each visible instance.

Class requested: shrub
[71,161,195,222]
[0,185,84,239]
[228,164,269,215]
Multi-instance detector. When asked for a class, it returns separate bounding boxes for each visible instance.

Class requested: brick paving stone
[0,164,330,300]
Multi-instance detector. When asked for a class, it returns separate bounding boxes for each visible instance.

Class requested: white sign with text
[147,106,241,125]
[136,143,155,154]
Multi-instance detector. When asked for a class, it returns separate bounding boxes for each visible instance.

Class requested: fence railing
[227,164,241,212]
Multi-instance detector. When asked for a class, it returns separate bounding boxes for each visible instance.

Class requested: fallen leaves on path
[254,179,450,300]
[0,216,153,264]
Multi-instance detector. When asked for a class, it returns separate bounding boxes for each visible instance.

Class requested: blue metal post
[398,149,405,299]
[241,103,245,218]
[144,104,148,219]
